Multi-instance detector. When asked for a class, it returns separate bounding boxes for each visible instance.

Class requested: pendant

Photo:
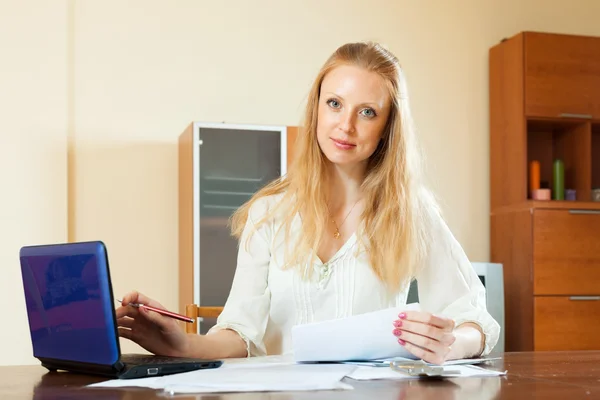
[333,229,340,239]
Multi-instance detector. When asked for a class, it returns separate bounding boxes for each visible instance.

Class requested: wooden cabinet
[178,122,298,332]
[491,204,600,351]
[524,32,600,119]
[534,296,600,351]
[490,32,600,351]
[533,209,600,295]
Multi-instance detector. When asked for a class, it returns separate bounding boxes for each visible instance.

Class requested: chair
[185,305,223,334]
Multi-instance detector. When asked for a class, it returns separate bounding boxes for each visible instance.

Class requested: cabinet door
[533,209,600,295]
[524,32,600,119]
[197,125,284,332]
[534,296,600,351]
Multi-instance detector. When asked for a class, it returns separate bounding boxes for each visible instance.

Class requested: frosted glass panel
[198,127,282,333]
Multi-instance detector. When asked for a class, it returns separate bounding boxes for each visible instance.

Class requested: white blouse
[208,194,500,358]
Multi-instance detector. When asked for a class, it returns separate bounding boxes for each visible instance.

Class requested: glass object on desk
[390,360,460,376]
[197,126,283,333]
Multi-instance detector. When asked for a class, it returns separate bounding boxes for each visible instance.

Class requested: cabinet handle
[568,210,600,215]
[559,113,592,119]
[569,296,600,301]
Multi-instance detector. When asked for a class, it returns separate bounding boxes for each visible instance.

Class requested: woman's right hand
[116,291,190,357]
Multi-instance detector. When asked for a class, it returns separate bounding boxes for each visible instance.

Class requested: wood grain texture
[197,306,223,319]
[534,297,600,350]
[489,33,527,210]
[185,303,198,334]
[185,305,222,334]
[526,118,592,200]
[593,124,600,189]
[553,122,592,201]
[490,32,600,353]
[533,209,600,295]
[492,200,600,215]
[286,125,298,170]
[491,209,533,351]
[6,352,600,399]
[524,32,600,118]
[527,124,554,193]
[178,123,194,315]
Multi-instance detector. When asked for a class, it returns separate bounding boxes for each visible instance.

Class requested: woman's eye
[360,108,376,118]
[327,99,341,109]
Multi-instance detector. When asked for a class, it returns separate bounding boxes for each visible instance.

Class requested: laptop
[19,240,223,379]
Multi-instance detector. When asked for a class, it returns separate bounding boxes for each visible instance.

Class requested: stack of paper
[88,357,356,394]
[292,304,421,362]
[88,354,506,394]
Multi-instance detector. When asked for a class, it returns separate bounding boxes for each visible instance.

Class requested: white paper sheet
[292,304,421,362]
[347,364,507,380]
[87,356,356,394]
[161,364,355,394]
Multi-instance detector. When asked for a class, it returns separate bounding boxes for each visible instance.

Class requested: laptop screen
[20,241,120,366]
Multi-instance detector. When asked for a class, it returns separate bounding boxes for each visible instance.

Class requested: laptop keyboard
[121,354,205,366]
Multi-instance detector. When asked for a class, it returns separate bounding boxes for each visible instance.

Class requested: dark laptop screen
[20,241,120,365]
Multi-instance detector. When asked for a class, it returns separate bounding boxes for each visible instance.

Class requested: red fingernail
[398,313,407,319]
[393,320,402,327]
[398,338,406,346]
[393,328,402,336]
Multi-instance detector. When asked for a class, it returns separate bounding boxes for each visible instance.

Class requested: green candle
[553,159,564,200]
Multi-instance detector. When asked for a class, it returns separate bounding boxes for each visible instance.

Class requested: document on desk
[88,357,357,394]
[292,304,421,362]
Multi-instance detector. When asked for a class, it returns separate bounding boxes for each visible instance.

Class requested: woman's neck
[326,161,366,210]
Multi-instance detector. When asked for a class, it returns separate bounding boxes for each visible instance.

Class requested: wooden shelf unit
[489,31,600,352]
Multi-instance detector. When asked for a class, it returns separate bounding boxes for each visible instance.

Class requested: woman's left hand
[392,311,456,365]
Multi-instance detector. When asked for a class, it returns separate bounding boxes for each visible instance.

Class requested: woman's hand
[392,311,456,365]
[116,291,190,357]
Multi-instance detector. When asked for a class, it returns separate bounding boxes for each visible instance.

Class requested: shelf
[200,217,230,228]
[491,200,600,215]
[593,123,600,190]
[527,118,591,201]
[531,200,600,210]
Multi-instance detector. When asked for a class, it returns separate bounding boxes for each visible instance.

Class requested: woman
[117,41,500,365]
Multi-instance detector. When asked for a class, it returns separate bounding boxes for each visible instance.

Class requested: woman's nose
[338,111,356,133]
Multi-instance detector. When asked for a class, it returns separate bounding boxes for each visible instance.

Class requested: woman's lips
[331,138,356,150]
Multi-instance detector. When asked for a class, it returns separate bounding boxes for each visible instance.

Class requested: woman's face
[316,65,392,169]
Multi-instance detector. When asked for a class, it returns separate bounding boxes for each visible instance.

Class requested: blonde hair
[230,41,438,294]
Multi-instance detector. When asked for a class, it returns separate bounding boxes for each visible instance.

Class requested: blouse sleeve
[206,197,273,357]
[415,207,501,356]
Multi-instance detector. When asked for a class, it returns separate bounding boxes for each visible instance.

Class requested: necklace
[329,199,360,239]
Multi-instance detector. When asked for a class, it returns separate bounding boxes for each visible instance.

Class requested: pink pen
[117,299,194,323]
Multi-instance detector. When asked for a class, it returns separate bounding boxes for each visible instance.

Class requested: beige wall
[3,0,600,365]
[0,0,69,365]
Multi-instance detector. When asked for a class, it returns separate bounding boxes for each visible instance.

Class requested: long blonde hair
[230,41,438,294]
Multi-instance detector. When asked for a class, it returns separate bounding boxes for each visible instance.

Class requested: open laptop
[19,240,222,379]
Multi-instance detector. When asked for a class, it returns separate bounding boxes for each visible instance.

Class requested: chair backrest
[185,305,224,334]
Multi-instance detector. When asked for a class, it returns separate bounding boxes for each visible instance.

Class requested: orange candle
[529,160,540,196]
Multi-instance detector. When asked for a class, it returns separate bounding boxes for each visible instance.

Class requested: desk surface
[2,351,599,399]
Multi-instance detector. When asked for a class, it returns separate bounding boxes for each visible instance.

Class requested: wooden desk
[2,351,599,399]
